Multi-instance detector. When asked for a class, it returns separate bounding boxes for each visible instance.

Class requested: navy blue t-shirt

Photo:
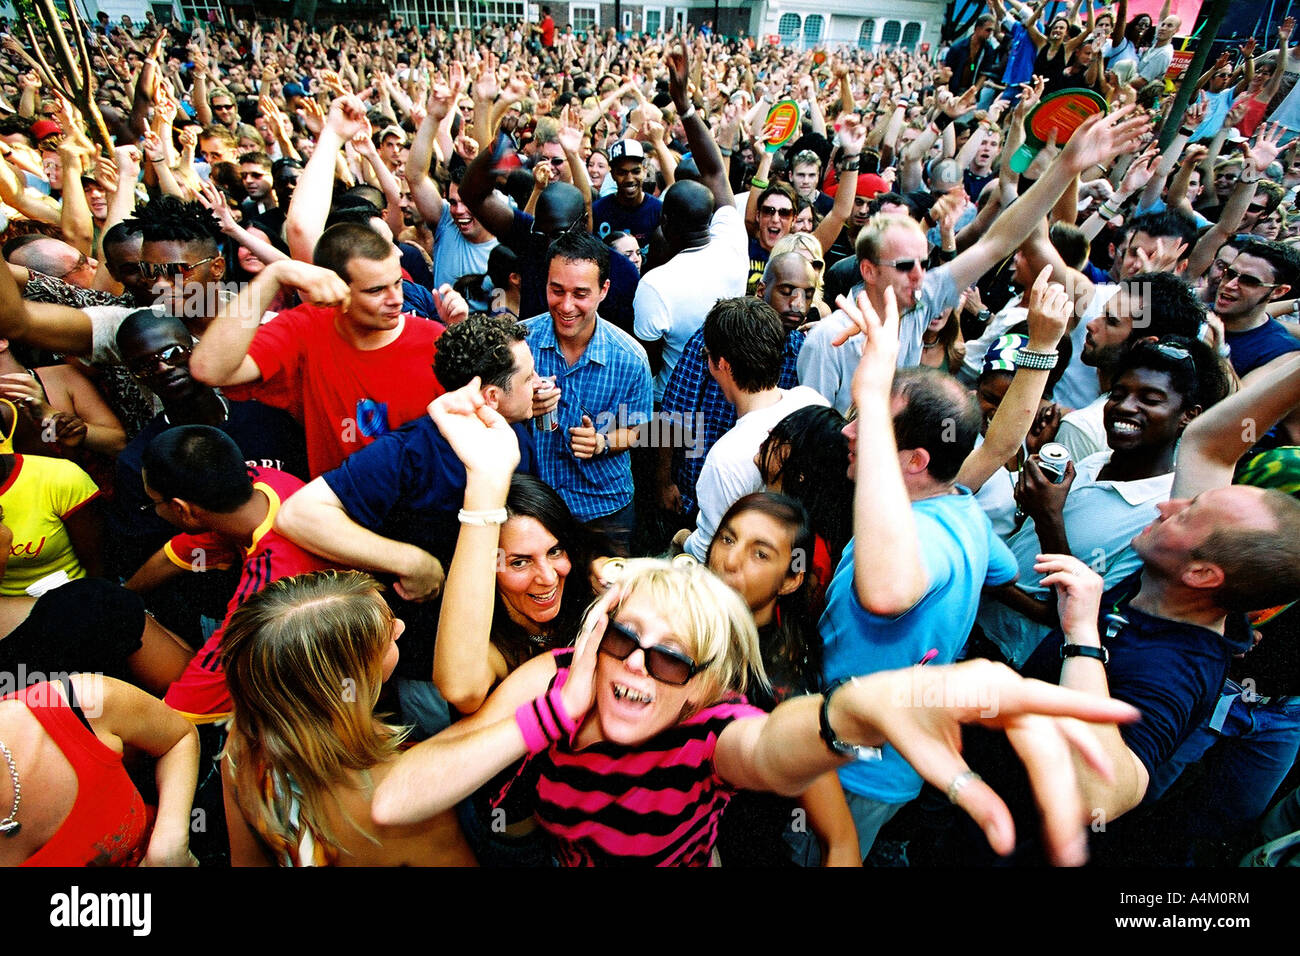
[1020,572,1247,776]
[323,414,536,679]
[501,209,640,337]
[592,193,662,250]
[1225,319,1300,377]
[955,572,1248,863]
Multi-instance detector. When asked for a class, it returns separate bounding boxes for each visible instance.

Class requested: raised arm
[948,106,1152,290]
[1173,352,1300,499]
[406,82,452,226]
[834,286,928,616]
[810,117,865,256]
[429,383,521,714]
[667,41,732,209]
[190,259,350,387]
[955,267,1071,492]
[284,94,369,262]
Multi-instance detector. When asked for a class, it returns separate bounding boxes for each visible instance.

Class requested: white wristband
[458,507,508,526]
[682,103,696,119]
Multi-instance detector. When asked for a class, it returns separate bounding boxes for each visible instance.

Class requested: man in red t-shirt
[536,6,556,49]
[190,223,462,475]
[125,426,335,721]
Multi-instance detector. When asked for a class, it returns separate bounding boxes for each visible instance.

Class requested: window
[645,6,663,34]
[180,0,222,25]
[570,3,598,34]
[672,7,686,32]
[386,0,526,28]
[881,20,902,47]
[901,22,922,50]
[858,19,876,50]
[803,14,823,46]
[777,13,801,41]
[623,10,633,31]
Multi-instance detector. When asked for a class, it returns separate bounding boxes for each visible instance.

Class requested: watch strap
[1061,643,1109,666]
[819,677,883,762]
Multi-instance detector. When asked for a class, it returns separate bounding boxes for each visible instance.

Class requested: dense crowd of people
[3,2,1300,869]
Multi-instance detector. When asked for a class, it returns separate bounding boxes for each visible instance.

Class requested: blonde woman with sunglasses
[371,379,1141,867]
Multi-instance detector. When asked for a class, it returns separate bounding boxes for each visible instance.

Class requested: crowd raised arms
[3,4,1300,872]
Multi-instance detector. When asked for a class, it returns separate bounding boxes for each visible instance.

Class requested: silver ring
[946,770,982,805]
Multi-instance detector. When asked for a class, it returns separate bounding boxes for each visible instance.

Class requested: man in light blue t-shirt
[819,296,1018,858]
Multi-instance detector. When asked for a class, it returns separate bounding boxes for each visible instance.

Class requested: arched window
[858,19,876,50]
[881,20,902,47]
[803,14,824,45]
[778,13,802,41]
[901,22,922,50]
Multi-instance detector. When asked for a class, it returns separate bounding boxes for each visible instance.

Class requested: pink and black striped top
[494,649,765,866]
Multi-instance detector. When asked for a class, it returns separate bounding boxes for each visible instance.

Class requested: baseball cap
[282,81,307,99]
[30,119,62,142]
[607,139,646,164]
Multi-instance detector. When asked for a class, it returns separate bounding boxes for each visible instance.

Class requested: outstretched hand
[858,660,1139,865]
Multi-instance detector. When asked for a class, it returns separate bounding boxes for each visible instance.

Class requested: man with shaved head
[6,237,98,289]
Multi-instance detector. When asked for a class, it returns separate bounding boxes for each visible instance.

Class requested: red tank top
[9,681,150,866]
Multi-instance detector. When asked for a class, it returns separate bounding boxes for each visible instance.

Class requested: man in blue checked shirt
[525,231,653,550]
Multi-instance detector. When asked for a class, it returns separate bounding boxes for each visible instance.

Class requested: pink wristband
[514,686,578,754]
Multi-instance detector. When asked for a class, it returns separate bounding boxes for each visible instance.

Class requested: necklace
[0,739,19,836]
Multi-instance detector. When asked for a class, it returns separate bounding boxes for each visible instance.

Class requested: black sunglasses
[139,257,215,280]
[127,343,190,377]
[600,619,707,686]
[877,257,922,273]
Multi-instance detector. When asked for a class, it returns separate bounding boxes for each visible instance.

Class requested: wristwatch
[1061,643,1109,666]
[819,677,883,762]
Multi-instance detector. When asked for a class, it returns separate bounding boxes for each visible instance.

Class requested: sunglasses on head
[600,619,707,686]
[1221,265,1279,290]
[760,204,793,219]
[139,256,215,280]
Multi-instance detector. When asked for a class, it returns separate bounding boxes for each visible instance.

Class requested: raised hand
[426,376,522,479]
[1119,145,1161,195]
[1246,122,1286,173]
[1060,105,1151,175]
[270,260,351,308]
[1033,554,1104,639]
[1025,265,1071,351]
[833,287,900,403]
[1134,236,1188,273]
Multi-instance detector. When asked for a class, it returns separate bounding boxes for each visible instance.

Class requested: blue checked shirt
[524,313,653,521]
[660,327,805,516]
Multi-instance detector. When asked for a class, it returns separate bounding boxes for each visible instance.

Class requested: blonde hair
[854,213,926,264]
[771,232,826,298]
[602,558,769,705]
[221,571,407,855]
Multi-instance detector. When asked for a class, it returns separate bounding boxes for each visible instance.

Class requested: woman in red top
[0,675,198,867]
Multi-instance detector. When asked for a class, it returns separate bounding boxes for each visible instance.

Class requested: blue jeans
[1145,680,1300,838]
[843,791,906,859]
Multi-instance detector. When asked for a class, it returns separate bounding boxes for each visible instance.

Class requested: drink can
[1038,443,1071,483]
[536,376,558,432]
